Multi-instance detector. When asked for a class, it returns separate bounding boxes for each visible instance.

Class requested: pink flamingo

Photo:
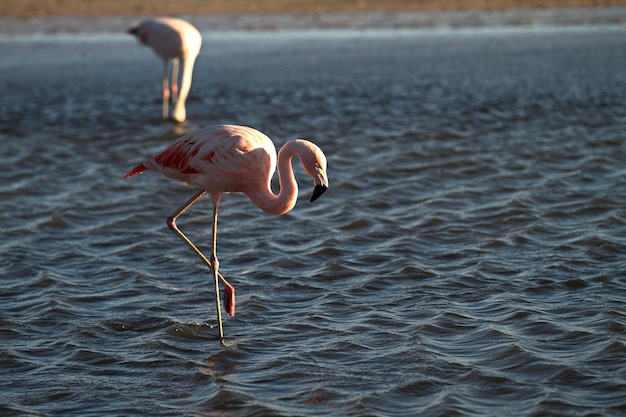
[123,125,329,344]
[128,17,202,123]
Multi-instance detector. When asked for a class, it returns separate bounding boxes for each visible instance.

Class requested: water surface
[1,16,625,417]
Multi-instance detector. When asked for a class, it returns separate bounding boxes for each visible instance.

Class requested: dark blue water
[1,13,626,416]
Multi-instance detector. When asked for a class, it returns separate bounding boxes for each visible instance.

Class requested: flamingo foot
[223,283,235,317]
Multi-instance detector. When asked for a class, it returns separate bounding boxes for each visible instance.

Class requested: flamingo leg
[166,190,232,346]
[170,58,180,107]
[161,61,170,120]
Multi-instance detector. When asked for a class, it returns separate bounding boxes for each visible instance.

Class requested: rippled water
[1,18,626,416]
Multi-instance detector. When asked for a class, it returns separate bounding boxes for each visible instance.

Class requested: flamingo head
[292,139,329,202]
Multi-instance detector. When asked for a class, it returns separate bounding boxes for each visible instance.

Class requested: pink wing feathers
[123,134,220,180]
[122,125,276,196]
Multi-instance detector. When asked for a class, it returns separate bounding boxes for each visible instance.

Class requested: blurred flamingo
[128,17,202,123]
[123,125,329,344]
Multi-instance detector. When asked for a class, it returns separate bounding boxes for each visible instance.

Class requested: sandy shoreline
[2,0,626,18]
[2,0,625,35]
[1,7,625,36]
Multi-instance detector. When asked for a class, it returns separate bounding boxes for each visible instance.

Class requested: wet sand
[2,0,626,18]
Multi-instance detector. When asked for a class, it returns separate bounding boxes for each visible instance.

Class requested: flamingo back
[130,17,201,61]
[129,125,277,200]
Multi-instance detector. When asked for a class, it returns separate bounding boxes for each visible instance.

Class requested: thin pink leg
[166,190,234,345]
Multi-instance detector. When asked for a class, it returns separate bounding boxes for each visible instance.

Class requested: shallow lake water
[1,12,625,416]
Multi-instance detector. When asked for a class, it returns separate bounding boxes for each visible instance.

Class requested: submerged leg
[166,190,235,346]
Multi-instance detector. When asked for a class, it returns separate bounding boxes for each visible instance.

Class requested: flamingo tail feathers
[123,163,148,179]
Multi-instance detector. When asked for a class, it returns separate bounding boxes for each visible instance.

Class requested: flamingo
[128,17,202,123]
[123,125,329,344]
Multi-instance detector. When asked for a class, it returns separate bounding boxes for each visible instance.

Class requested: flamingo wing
[125,126,276,195]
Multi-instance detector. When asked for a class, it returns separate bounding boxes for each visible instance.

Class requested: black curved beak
[310,184,328,202]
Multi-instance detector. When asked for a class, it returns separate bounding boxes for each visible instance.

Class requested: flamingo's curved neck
[248,142,299,215]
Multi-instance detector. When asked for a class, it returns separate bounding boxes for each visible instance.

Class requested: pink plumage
[123,124,329,344]
[128,17,202,123]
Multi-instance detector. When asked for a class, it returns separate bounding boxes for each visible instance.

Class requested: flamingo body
[128,17,202,123]
[123,125,329,343]
[127,125,273,204]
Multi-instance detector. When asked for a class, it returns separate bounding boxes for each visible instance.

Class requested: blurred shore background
[2,0,626,35]
[1,0,626,17]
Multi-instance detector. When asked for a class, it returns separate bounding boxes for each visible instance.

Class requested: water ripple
[2,26,626,416]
